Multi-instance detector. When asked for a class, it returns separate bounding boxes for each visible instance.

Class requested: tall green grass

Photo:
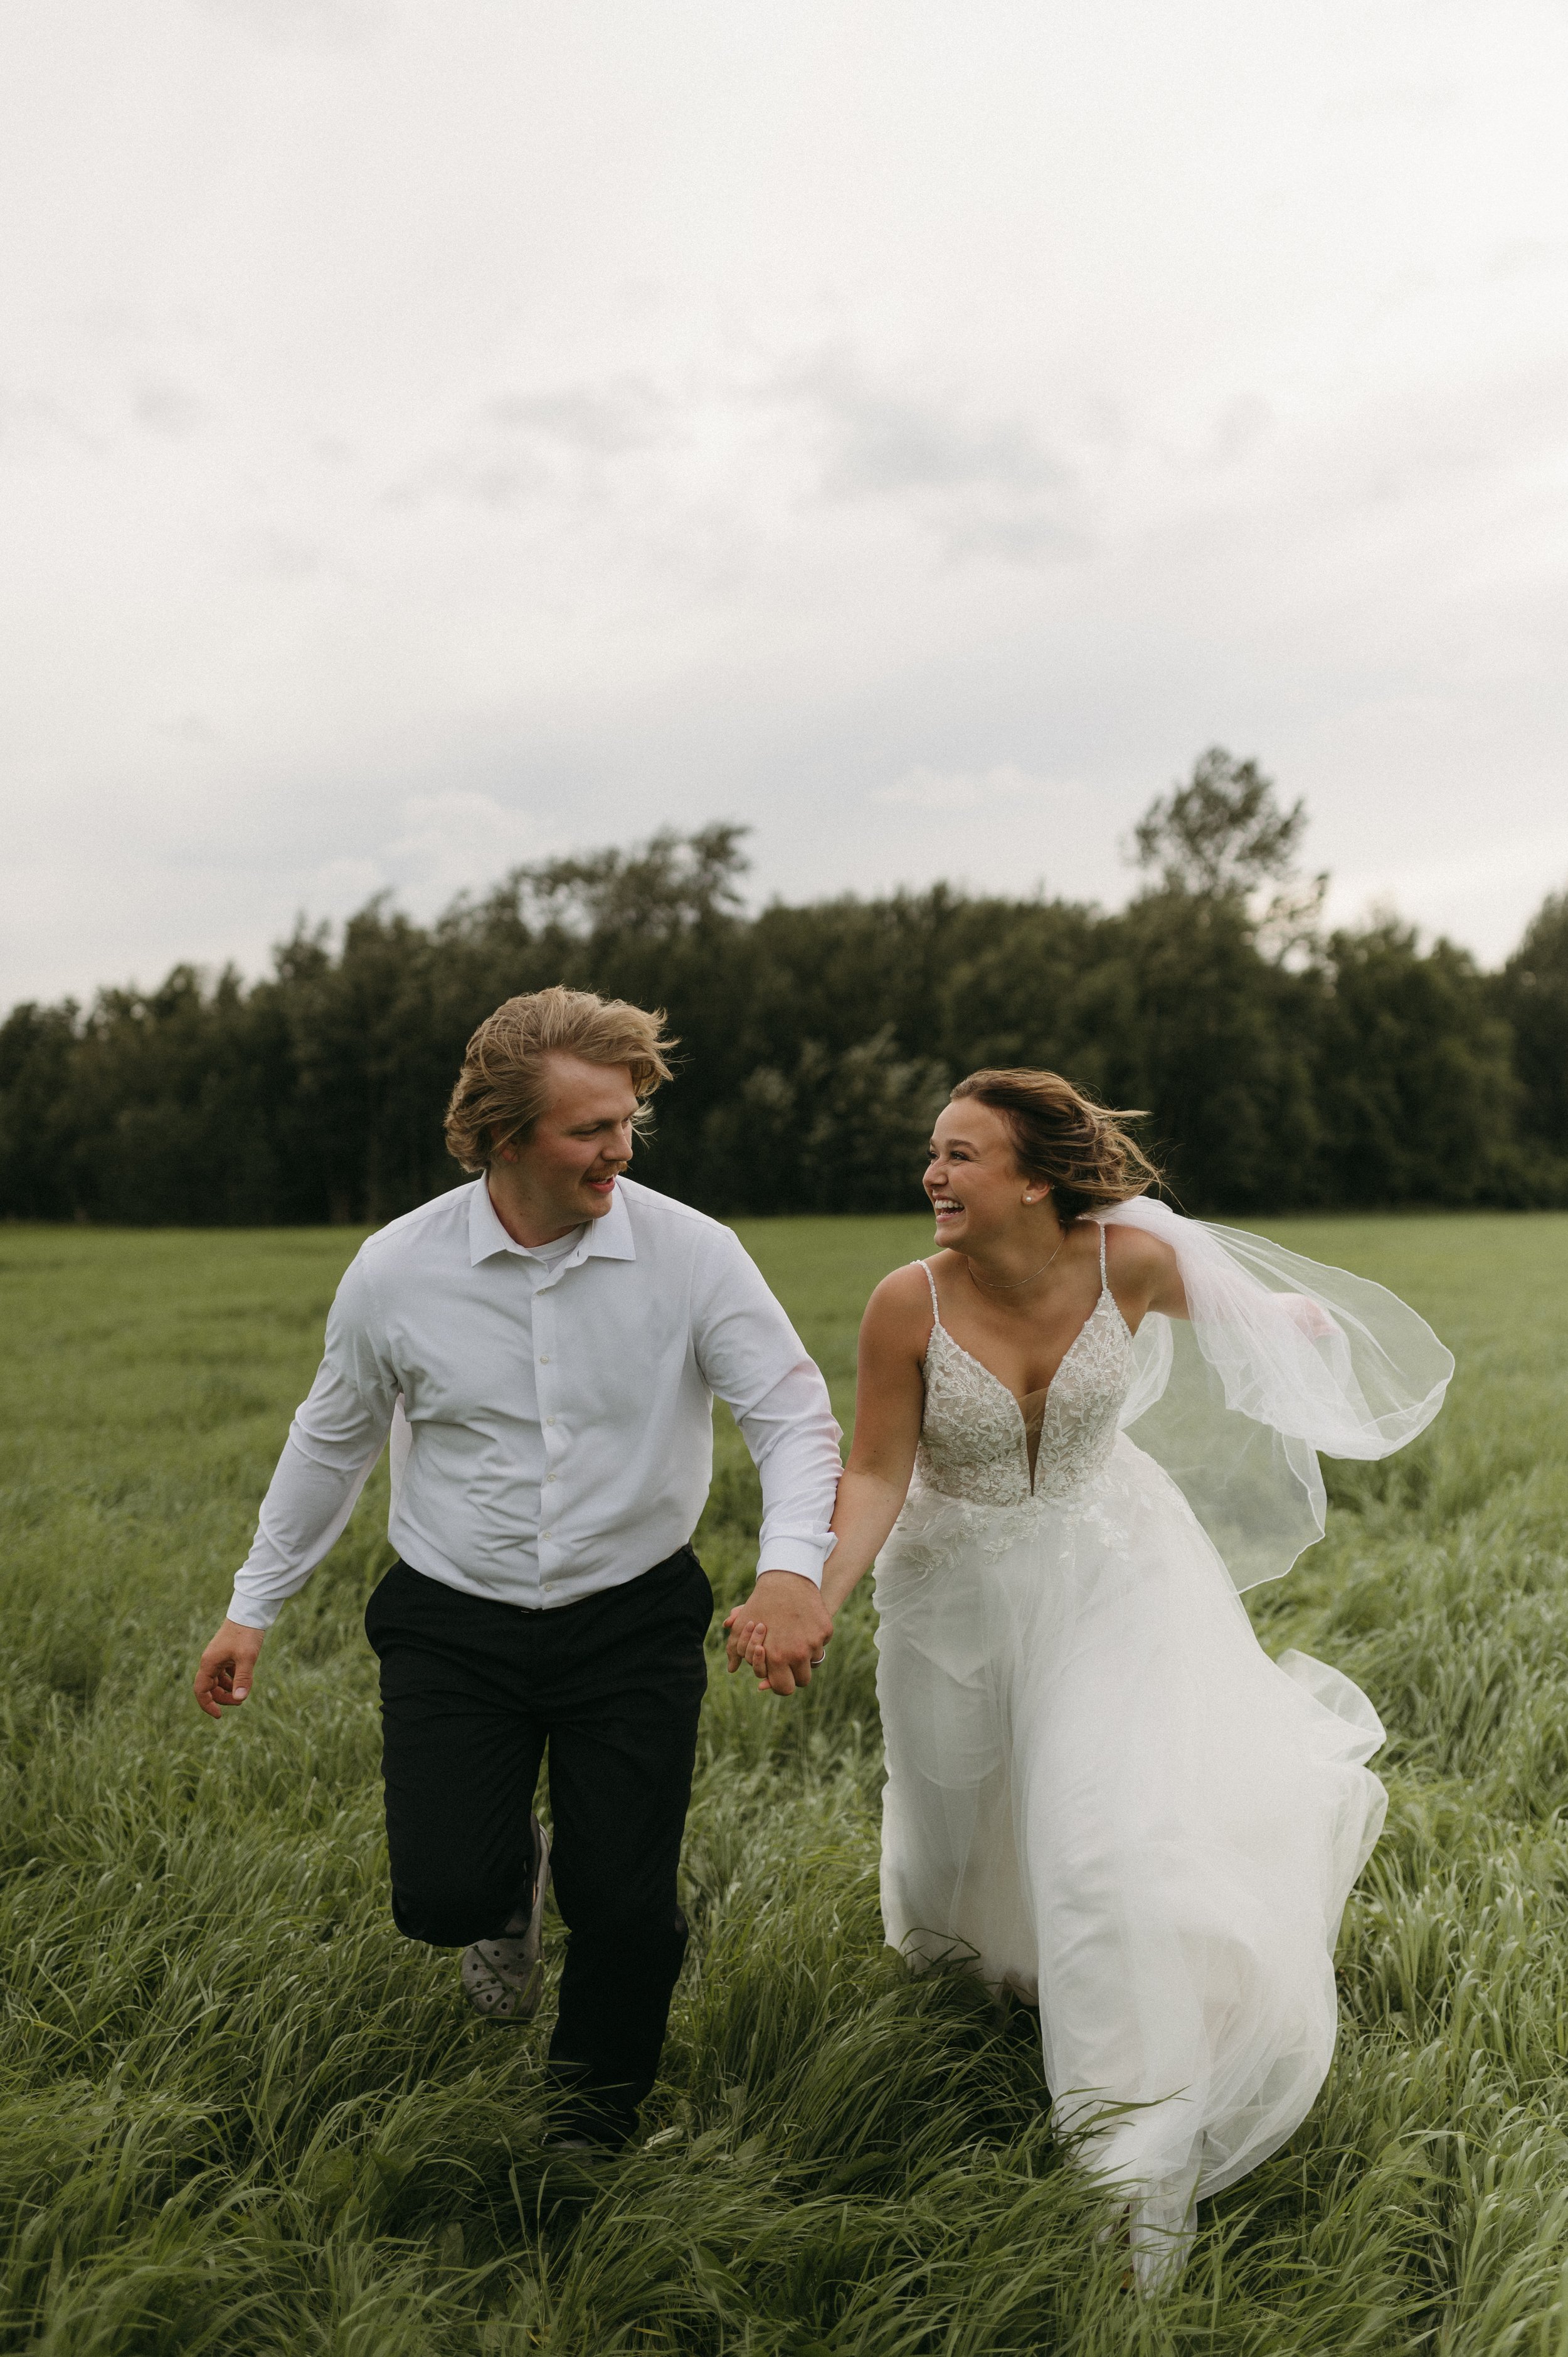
[1,1212,1566,2352]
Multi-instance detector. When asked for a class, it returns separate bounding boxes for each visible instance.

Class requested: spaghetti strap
[1096,1220,1108,1289]
[915,1258,942,1323]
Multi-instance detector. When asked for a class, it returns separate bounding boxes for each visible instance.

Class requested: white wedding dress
[873,1202,1451,2286]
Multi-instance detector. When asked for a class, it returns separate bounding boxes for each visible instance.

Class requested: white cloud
[383,790,541,903]
[302,854,385,912]
[1329,821,1568,955]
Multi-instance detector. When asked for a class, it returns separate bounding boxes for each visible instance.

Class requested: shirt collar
[467,1175,637,1267]
[581,1179,637,1262]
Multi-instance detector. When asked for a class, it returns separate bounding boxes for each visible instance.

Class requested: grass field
[3,1210,1568,2354]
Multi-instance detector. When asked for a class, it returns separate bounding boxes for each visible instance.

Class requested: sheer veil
[1098,1196,1453,1592]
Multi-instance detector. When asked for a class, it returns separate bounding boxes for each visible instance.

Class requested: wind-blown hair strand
[443,986,675,1172]
[949,1068,1160,1221]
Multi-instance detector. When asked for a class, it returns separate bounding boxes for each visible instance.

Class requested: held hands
[724,1569,833,1698]
[193,1619,266,1720]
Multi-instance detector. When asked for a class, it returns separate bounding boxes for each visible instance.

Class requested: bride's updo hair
[948,1069,1160,1221]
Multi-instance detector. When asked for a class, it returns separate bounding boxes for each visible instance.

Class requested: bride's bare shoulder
[861,1260,939,1347]
[1103,1219,1186,1316]
[1103,1222,1175,1280]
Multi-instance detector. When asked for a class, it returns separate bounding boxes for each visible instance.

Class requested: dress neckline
[927,1284,1126,1425]
[917,1235,1130,1429]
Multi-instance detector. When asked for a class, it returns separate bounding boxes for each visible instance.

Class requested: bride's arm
[1105,1223,1189,1326]
[1107,1221,1338,1339]
[824,1277,929,1612]
[727,1272,927,1684]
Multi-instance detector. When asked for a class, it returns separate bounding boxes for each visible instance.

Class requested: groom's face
[496,1055,639,1228]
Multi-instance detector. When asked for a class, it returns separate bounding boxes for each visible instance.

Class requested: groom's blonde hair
[443,986,675,1171]
[950,1069,1161,1220]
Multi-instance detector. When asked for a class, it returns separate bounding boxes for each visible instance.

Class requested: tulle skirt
[874,1433,1386,2287]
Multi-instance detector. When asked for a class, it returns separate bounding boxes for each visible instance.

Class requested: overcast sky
[3,0,1565,1008]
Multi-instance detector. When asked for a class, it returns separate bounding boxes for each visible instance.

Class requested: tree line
[3,752,1565,1225]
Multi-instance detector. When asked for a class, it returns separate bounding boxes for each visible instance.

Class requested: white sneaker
[460,1816,551,2024]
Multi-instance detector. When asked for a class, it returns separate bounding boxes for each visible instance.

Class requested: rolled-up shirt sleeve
[692,1232,842,1585]
[226,1255,399,1629]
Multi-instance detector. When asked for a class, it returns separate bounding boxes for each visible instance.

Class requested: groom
[192,986,839,2145]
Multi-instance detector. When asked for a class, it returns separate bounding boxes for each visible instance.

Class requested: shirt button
[546,1415,556,1426]
[539,1354,550,1364]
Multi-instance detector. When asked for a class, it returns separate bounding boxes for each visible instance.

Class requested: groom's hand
[193,1619,266,1719]
[724,1571,832,1697]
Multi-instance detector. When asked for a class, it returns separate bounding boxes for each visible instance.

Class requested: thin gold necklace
[965,1233,1067,1294]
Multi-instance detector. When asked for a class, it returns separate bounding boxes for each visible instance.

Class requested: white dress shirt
[228,1176,842,1629]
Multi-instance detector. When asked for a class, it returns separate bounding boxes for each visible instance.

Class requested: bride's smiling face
[925,1099,1045,1245]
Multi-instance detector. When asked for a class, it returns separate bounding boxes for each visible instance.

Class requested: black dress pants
[363,1545,711,2130]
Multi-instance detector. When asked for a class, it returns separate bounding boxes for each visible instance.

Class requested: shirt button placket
[536,1292,554,1590]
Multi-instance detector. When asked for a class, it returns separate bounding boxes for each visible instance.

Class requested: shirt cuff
[753,1536,833,1586]
[225,1588,282,1631]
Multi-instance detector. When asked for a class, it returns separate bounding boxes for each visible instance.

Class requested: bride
[728,1068,1451,2287]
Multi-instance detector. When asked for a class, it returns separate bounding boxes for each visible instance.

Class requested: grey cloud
[1206,395,1274,467]
[781,355,1090,567]
[795,359,1066,497]
[484,380,667,455]
[1343,77,1461,124]
[389,379,668,511]
[1342,354,1568,514]
[151,714,221,745]
[227,529,336,582]
[938,506,1091,563]
[384,452,544,512]
[0,388,98,455]
[1489,237,1568,280]
[132,380,206,439]
[194,0,396,50]
[1145,392,1274,486]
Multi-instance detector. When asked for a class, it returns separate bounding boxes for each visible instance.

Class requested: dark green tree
[1498,888,1568,1166]
[1,800,1557,1225]
[1315,922,1522,1205]
[0,1001,82,1218]
[1131,747,1308,897]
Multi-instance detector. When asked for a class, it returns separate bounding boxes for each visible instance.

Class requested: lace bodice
[913,1230,1135,1508]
